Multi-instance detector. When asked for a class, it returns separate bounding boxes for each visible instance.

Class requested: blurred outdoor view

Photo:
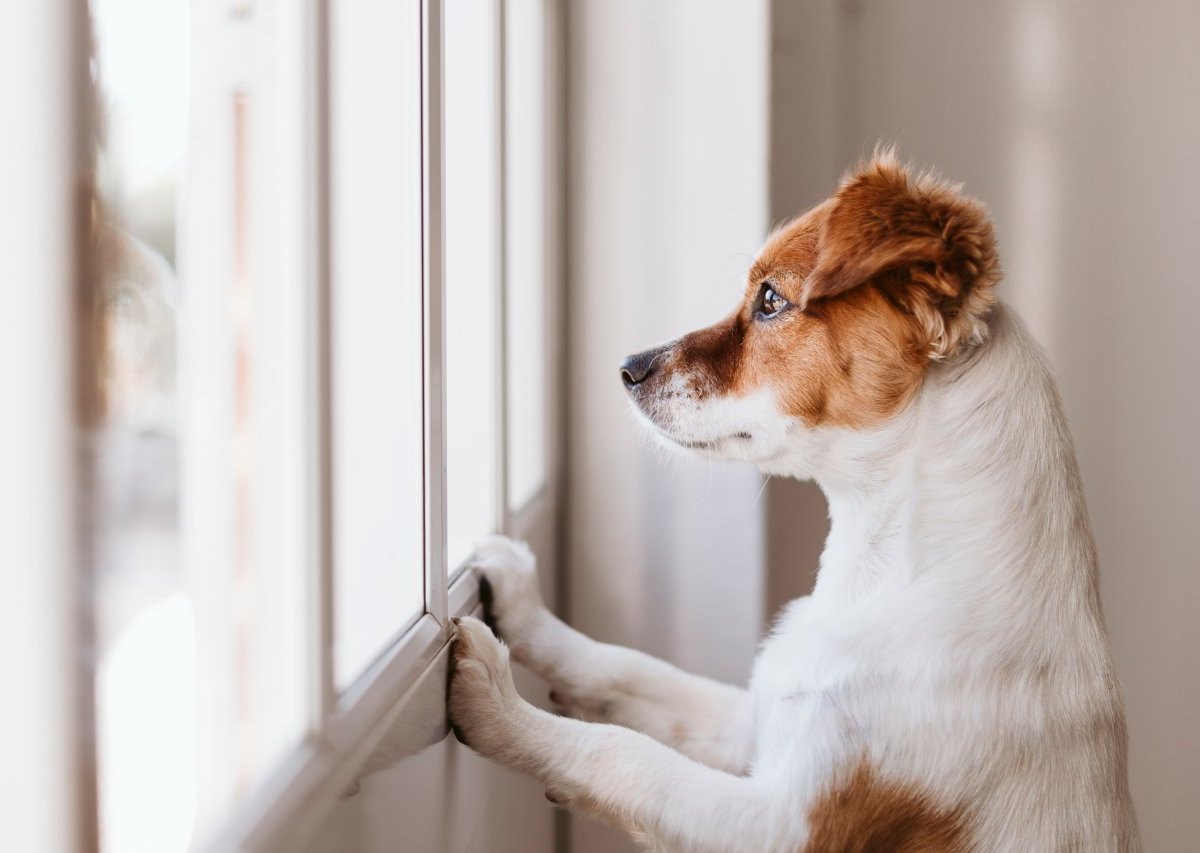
[90,0,193,851]
[85,1,519,847]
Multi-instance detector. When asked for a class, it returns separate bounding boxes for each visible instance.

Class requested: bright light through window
[91,1,312,847]
[505,0,550,511]
[329,0,426,690]
[90,1,194,850]
[81,0,556,846]
[445,0,501,575]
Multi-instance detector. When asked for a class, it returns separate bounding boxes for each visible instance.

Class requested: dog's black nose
[620,348,660,389]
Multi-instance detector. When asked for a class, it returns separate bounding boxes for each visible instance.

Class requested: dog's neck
[786,303,1100,614]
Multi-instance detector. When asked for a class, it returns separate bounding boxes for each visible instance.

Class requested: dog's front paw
[470,535,545,645]
[448,616,528,760]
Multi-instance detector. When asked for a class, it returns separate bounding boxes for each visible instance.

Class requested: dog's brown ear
[802,151,1000,358]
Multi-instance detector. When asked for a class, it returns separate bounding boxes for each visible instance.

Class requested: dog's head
[622,152,1000,469]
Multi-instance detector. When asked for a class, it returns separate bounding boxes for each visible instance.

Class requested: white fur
[448,302,1140,852]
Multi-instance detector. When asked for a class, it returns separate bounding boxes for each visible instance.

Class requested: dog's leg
[470,536,755,774]
[449,617,786,853]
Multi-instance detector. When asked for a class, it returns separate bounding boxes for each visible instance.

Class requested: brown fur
[803,759,972,853]
[667,151,1000,429]
[802,150,1001,358]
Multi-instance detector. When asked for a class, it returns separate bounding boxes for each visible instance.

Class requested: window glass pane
[330,0,425,689]
[504,0,549,510]
[445,0,500,574]
[90,0,309,847]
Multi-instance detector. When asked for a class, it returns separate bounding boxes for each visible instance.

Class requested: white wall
[564,1,769,849]
[770,1,1200,848]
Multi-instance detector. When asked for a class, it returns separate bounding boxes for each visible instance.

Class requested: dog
[447,151,1140,852]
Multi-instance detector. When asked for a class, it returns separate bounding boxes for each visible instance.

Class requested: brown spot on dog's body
[804,760,972,853]
[659,152,1000,430]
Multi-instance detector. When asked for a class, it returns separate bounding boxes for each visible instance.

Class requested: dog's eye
[758,283,787,317]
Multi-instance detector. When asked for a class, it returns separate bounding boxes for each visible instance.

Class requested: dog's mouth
[664,430,753,451]
[627,387,756,452]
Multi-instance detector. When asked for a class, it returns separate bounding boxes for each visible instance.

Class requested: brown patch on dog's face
[804,758,972,853]
[621,152,1000,447]
[733,203,933,428]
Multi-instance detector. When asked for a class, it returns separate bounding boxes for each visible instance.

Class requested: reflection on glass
[90,1,191,849]
[90,1,308,847]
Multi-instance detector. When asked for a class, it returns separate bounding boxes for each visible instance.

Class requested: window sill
[201,486,557,852]
[204,569,484,853]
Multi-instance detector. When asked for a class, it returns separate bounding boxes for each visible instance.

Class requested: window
[504,0,552,512]
[0,0,558,850]
[444,0,502,576]
[328,0,426,690]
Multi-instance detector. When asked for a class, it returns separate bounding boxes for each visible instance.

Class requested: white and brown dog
[447,152,1140,852]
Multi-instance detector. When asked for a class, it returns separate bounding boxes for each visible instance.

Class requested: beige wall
[564,0,1198,848]
[769,1,1200,848]
[564,1,769,849]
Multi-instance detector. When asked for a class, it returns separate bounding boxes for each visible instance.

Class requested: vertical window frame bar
[542,0,565,518]
[496,0,512,534]
[307,0,336,732]
[423,0,449,625]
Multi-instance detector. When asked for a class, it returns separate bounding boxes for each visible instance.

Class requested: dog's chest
[748,595,918,762]
[753,600,864,717]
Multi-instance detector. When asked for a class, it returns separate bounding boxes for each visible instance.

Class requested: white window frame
[201,0,563,849]
[0,0,563,850]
